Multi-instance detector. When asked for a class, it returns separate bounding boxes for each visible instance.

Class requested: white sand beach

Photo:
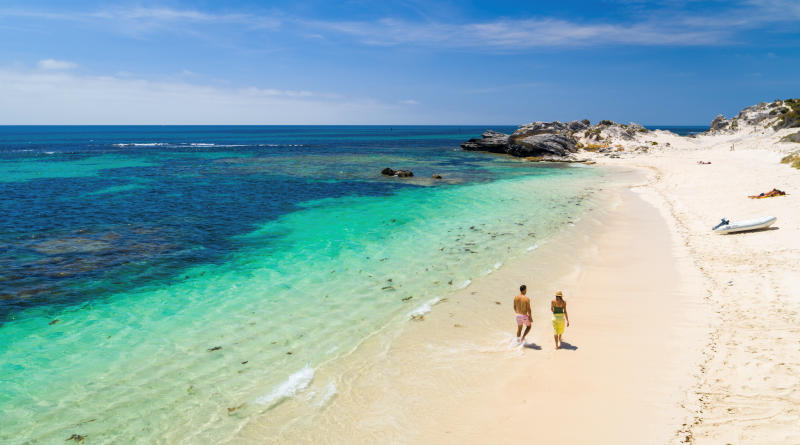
[589,127,800,444]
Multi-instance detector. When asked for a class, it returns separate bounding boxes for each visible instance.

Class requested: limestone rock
[460,131,511,153]
[508,134,578,157]
[432,174,443,179]
[512,120,588,139]
[711,114,729,130]
[381,168,395,176]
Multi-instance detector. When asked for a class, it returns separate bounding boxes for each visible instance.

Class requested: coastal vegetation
[774,98,800,130]
[781,151,800,169]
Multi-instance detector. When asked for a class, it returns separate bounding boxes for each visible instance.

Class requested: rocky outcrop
[512,120,588,139]
[711,114,729,130]
[461,129,580,160]
[507,134,578,157]
[460,131,511,153]
[381,168,413,177]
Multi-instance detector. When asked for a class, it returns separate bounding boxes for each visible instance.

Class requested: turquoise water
[0,126,608,443]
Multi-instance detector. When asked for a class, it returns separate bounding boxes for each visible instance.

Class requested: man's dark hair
[520,285,527,292]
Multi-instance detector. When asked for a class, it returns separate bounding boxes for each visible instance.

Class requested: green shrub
[638,128,648,133]
[651,141,658,145]
[583,144,606,152]
[581,119,590,126]
[780,152,800,169]
[774,99,800,130]
[599,120,614,126]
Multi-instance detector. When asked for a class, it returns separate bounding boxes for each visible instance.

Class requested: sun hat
[554,290,563,297]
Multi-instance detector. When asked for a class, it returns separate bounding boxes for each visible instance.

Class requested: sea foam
[255,365,315,405]
[408,297,440,317]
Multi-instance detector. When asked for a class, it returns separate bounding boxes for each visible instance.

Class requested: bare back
[513,294,531,315]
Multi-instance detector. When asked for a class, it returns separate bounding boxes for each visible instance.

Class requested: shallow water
[0,126,610,444]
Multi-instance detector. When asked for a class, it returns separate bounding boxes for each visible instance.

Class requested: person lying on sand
[551,291,570,350]
[748,188,787,199]
[514,285,532,343]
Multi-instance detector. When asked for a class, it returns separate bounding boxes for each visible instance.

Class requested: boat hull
[713,215,777,234]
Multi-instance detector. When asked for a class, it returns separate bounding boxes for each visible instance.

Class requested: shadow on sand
[558,341,578,350]
[523,342,542,350]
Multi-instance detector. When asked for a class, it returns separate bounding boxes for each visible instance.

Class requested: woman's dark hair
[520,284,527,292]
[556,294,564,301]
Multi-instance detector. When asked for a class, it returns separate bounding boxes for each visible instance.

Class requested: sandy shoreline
[240,116,799,444]
[595,141,800,444]
[237,165,714,444]
[419,174,711,444]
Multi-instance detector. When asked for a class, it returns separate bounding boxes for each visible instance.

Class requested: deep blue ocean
[3,125,529,320]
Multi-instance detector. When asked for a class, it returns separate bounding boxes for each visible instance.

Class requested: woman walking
[551,291,569,349]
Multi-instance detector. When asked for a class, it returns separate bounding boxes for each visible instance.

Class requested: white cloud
[308,17,730,49]
[37,59,78,70]
[398,99,419,105]
[0,67,410,124]
[4,1,800,51]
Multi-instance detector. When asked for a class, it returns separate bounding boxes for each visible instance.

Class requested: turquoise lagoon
[0,126,609,443]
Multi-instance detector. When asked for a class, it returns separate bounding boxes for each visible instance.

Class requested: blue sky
[1,0,799,124]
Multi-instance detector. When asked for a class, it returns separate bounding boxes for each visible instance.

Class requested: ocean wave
[455,280,471,289]
[255,365,314,405]
[525,244,539,251]
[112,143,166,147]
[326,346,338,354]
[408,296,440,317]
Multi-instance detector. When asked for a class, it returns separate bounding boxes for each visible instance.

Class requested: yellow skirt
[552,313,566,335]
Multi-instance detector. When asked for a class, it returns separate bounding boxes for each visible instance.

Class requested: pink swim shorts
[516,314,531,327]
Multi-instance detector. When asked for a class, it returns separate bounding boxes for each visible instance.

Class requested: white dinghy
[712,215,777,234]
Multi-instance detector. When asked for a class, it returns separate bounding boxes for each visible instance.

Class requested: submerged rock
[381,168,413,177]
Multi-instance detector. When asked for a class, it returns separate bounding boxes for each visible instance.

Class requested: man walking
[514,285,532,342]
